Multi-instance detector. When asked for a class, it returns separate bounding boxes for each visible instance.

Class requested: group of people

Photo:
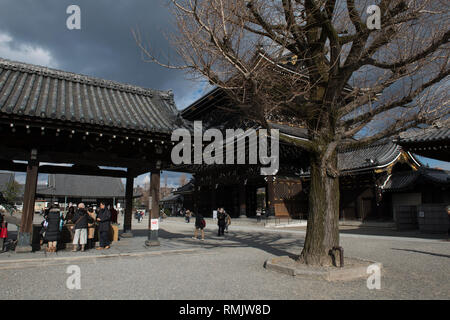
[191,207,231,240]
[135,210,145,223]
[40,202,113,252]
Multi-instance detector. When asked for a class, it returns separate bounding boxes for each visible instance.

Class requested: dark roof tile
[0,58,185,134]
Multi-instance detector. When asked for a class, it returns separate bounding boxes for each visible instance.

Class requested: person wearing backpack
[192,212,205,240]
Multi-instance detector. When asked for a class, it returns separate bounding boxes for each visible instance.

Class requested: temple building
[0,57,189,251]
[175,88,449,227]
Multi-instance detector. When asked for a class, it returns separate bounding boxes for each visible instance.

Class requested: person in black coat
[45,205,62,252]
[217,208,226,236]
[96,202,111,249]
[65,206,75,223]
[71,203,88,252]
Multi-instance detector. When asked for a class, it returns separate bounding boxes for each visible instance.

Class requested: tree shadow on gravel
[152,227,305,257]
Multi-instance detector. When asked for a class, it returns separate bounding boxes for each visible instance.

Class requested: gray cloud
[0,0,204,109]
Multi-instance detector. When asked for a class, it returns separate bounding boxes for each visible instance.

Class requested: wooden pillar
[145,170,160,246]
[239,184,246,218]
[267,177,275,216]
[211,186,217,214]
[122,172,134,237]
[16,159,39,253]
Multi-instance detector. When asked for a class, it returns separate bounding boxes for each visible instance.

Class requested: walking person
[185,209,191,223]
[192,212,205,240]
[71,203,88,252]
[217,208,226,236]
[224,211,231,233]
[256,209,262,223]
[44,204,62,252]
[96,202,111,250]
[87,207,96,249]
[0,213,7,252]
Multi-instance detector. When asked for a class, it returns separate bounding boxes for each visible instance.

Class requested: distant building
[35,174,141,206]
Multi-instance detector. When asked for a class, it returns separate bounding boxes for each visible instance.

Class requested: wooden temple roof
[396,125,450,161]
[0,58,187,135]
[382,167,450,191]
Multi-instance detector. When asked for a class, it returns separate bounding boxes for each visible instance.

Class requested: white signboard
[151,218,159,230]
[213,210,217,220]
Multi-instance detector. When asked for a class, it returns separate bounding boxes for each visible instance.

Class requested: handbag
[0,223,7,238]
[70,216,83,230]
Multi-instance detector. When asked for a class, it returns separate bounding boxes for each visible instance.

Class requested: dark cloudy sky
[0,0,201,187]
[0,0,448,188]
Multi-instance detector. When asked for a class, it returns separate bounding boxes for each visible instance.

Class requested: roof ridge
[339,139,394,153]
[0,57,174,99]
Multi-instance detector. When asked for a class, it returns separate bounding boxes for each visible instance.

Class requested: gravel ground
[0,220,449,300]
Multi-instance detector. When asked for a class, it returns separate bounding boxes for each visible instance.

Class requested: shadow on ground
[391,248,450,259]
[338,227,447,240]
[130,228,304,257]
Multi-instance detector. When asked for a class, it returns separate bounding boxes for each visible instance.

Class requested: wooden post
[211,186,217,215]
[122,172,134,237]
[239,184,246,218]
[145,170,160,246]
[267,177,275,217]
[16,158,39,253]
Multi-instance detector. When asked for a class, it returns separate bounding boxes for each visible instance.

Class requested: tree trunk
[300,149,340,266]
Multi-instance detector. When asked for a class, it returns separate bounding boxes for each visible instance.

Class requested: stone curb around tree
[264,256,383,281]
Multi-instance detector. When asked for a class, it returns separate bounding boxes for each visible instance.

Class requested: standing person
[65,206,75,223]
[45,204,62,252]
[192,212,205,240]
[224,211,231,233]
[110,205,118,224]
[96,202,111,250]
[0,213,7,252]
[87,207,96,250]
[39,215,48,250]
[256,209,262,223]
[71,203,88,252]
[217,208,226,236]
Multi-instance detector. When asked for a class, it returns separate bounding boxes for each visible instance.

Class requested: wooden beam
[146,170,160,246]
[239,184,246,217]
[122,172,134,237]
[267,177,275,216]
[16,159,39,253]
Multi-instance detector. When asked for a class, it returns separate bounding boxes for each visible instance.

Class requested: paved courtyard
[0,217,449,299]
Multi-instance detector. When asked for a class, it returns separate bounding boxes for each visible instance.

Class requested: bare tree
[136,0,449,265]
